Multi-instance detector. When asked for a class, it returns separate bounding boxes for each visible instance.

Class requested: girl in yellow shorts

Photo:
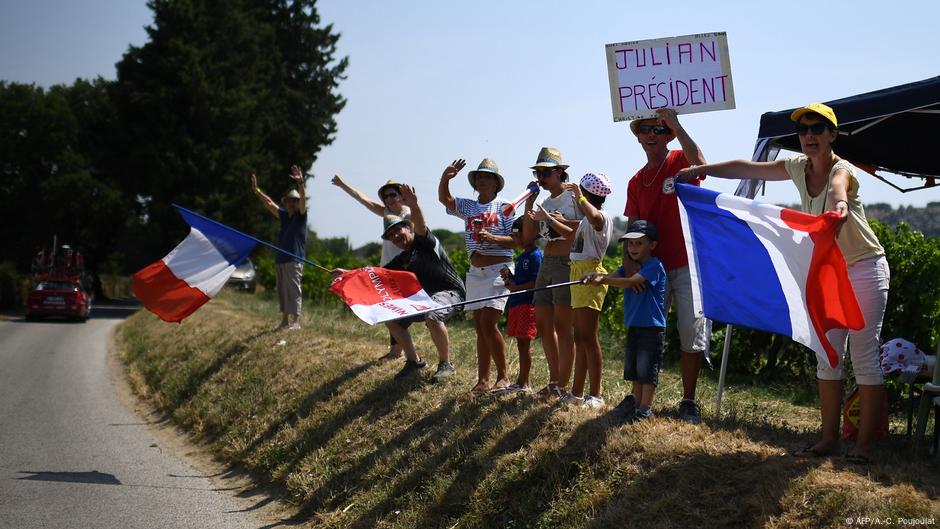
[538,172,613,409]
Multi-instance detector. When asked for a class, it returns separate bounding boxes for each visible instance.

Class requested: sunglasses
[533,168,558,177]
[635,124,671,135]
[382,193,400,200]
[796,122,831,135]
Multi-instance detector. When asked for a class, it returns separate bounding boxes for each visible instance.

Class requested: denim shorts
[399,290,463,326]
[624,326,665,385]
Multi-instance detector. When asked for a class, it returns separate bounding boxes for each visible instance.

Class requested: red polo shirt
[624,150,703,271]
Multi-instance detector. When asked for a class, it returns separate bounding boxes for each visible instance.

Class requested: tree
[0,79,133,290]
[113,0,347,266]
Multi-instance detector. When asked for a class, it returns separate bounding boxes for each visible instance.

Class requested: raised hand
[656,107,680,131]
[330,174,346,187]
[289,164,304,182]
[441,159,467,180]
[562,181,582,198]
[399,184,418,207]
[251,173,259,190]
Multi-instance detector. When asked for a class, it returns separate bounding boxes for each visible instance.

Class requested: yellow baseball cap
[790,103,838,128]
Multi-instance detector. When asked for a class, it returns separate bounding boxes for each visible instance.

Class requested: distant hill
[782,202,940,237]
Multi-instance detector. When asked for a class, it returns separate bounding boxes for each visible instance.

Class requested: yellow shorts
[569,259,608,311]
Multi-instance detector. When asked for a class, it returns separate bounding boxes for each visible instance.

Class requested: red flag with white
[329,267,443,325]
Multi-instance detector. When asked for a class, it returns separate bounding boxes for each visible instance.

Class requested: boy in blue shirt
[500,217,543,392]
[584,220,666,422]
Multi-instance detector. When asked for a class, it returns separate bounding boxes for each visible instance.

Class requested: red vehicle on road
[26,244,92,322]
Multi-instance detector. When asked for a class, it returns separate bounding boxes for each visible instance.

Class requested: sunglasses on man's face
[382,193,400,200]
[796,122,830,136]
[636,124,671,135]
[533,168,558,178]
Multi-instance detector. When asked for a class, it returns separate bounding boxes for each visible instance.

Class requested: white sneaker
[559,392,584,405]
[582,396,606,409]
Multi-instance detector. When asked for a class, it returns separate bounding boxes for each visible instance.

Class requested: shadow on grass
[343,397,515,529]
[240,360,378,459]
[267,370,429,481]
[167,328,275,410]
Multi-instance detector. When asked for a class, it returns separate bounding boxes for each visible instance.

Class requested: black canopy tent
[738,75,940,196]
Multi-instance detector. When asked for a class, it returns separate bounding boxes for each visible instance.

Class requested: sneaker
[634,406,655,421]
[395,359,427,379]
[677,399,701,424]
[430,361,455,382]
[505,384,532,394]
[287,322,301,330]
[582,396,606,409]
[610,395,637,420]
[559,392,584,406]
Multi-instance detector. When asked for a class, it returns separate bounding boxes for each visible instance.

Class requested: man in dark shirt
[252,165,307,329]
[339,184,465,381]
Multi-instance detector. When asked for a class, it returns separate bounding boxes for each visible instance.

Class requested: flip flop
[470,381,491,393]
[844,453,872,465]
[792,445,831,458]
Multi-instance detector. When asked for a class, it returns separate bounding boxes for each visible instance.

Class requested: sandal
[537,382,559,398]
[844,453,872,465]
[471,381,492,393]
[792,445,833,458]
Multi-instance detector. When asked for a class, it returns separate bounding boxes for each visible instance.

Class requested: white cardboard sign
[605,32,735,122]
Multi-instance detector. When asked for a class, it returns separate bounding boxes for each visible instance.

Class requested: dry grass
[117,290,940,528]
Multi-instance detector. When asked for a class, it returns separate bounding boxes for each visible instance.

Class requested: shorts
[817,255,890,385]
[665,266,708,353]
[275,261,304,315]
[533,255,571,306]
[398,290,463,326]
[624,326,665,385]
[569,259,608,311]
[465,263,512,312]
[507,304,537,339]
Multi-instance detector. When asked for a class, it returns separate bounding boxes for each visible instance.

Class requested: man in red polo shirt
[622,107,708,424]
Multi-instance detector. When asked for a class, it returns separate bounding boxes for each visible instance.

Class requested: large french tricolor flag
[329,267,442,325]
[676,184,864,368]
[133,206,257,323]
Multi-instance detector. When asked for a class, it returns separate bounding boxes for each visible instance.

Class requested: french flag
[676,184,864,368]
[329,267,442,325]
[133,206,257,323]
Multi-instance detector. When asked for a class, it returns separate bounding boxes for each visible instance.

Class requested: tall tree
[113,0,347,264]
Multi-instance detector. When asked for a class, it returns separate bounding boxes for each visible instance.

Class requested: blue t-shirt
[619,257,666,328]
[506,247,543,308]
[275,209,308,264]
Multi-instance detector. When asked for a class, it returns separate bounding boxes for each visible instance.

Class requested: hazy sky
[2,0,938,248]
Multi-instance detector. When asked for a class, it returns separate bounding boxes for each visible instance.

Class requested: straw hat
[468,158,504,193]
[281,189,302,205]
[377,179,403,200]
[530,147,569,170]
[381,214,413,240]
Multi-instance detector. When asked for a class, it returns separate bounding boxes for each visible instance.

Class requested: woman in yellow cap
[676,103,889,465]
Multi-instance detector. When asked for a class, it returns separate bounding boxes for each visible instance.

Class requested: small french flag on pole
[133,206,257,323]
[676,183,864,368]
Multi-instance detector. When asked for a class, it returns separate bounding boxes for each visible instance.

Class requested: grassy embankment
[117,290,939,529]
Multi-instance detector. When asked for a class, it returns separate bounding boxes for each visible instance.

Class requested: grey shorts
[275,261,303,315]
[400,290,463,326]
[665,266,708,353]
[533,255,571,306]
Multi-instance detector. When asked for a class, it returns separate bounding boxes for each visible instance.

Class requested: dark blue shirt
[619,257,666,328]
[276,209,308,264]
[507,247,543,308]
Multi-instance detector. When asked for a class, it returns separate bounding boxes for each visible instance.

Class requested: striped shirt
[448,197,515,257]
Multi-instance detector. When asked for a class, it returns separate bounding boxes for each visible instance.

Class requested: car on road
[227,258,256,293]
[26,280,92,322]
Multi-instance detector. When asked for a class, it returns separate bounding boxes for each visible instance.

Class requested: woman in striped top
[439,158,516,393]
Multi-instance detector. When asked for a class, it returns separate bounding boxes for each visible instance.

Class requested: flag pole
[388,279,583,322]
[172,204,333,274]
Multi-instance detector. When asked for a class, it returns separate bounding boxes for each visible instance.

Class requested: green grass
[117,290,940,528]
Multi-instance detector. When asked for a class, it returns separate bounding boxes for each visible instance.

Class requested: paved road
[0,303,269,529]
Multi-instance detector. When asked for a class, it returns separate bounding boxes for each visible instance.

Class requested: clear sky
[2,0,938,248]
